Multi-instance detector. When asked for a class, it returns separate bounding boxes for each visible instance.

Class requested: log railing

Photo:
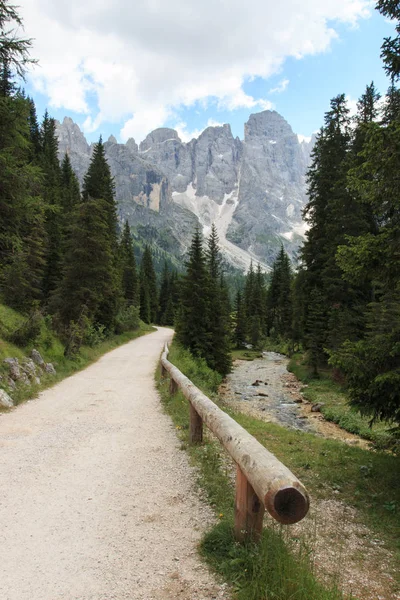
[161,344,310,542]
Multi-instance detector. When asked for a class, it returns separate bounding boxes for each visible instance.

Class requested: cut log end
[265,486,309,525]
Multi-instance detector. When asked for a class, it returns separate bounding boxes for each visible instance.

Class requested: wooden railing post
[235,464,265,542]
[189,403,203,444]
[169,377,178,395]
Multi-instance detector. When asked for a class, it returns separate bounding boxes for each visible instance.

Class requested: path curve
[0,327,227,600]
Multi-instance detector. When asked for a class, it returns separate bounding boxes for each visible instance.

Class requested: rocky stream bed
[219,352,369,447]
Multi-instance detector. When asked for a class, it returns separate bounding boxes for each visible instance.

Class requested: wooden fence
[161,344,309,542]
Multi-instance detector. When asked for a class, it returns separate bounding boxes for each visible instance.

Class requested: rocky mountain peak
[244,110,295,142]
[139,128,181,152]
[126,137,138,153]
[107,134,118,144]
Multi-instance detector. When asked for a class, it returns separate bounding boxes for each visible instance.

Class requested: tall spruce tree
[41,111,63,302]
[139,246,157,323]
[301,94,370,356]
[0,6,45,311]
[82,136,118,248]
[234,290,247,348]
[120,220,139,308]
[266,246,293,339]
[56,140,120,330]
[176,228,210,358]
[205,225,232,375]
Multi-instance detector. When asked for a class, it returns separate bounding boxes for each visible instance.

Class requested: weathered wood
[189,403,203,443]
[235,464,265,542]
[161,363,167,378]
[161,344,309,526]
[169,377,178,395]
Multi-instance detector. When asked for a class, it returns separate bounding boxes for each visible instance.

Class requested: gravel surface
[0,327,228,600]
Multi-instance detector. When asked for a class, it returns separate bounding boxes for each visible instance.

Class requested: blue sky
[21,0,393,144]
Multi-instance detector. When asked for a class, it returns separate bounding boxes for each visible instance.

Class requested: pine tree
[40,111,63,302]
[243,261,265,347]
[82,136,118,247]
[301,94,370,355]
[234,290,247,348]
[56,144,120,331]
[205,225,232,375]
[175,228,210,358]
[139,246,157,323]
[266,247,292,339]
[0,0,36,82]
[120,220,139,307]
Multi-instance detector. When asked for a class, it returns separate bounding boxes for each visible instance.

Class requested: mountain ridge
[56,110,314,271]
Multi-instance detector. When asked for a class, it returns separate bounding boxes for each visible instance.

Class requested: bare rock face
[104,139,170,213]
[0,389,13,408]
[192,124,241,202]
[139,128,193,193]
[226,111,309,263]
[56,117,91,182]
[55,110,314,269]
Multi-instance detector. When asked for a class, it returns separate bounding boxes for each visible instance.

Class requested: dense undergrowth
[157,342,357,600]
[0,302,153,406]
[288,352,397,452]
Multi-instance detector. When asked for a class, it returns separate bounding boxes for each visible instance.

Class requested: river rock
[0,389,13,408]
[44,363,56,375]
[311,403,325,413]
[257,392,268,397]
[31,349,45,367]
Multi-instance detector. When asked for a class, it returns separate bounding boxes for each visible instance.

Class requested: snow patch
[292,221,309,238]
[171,183,270,272]
[286,203,295,217]
[269,140,277,145]
[281,231,294,241]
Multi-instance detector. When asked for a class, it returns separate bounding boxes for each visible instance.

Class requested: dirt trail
[0,327,228,600]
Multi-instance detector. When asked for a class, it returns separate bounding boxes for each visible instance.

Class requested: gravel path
[0,327,228,600]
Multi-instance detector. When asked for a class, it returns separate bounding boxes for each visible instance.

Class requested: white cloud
[269,79,290,94]
[20,0,371,141]
[174,118,227,143]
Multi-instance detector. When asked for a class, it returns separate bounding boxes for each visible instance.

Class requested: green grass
[288,353,395,450]
[234,413,400,559]
[157,342,354,600]
[0,302,154,407]
[232,348,263,361]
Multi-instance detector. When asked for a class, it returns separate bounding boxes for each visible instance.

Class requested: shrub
[8,309,43,347]
[115,305,140,334]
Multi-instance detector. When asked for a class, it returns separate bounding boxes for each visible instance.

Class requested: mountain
[55,111,314,271]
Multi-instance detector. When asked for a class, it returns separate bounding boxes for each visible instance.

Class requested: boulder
[3,358,21,381]
[31,349,45,367]
[21,359,37,379]
[0,389,13,408]
[44,363,56,375]
[311,403,325,413]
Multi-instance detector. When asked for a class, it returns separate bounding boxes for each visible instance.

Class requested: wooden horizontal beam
[161,344,309,526]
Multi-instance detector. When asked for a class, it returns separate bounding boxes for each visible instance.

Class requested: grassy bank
[157,343,354,600]
[288,353,396,451]
[0,303,154,407]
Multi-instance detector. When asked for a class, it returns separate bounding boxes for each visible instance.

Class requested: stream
[219,352,369,445]
[220,352,315,431]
